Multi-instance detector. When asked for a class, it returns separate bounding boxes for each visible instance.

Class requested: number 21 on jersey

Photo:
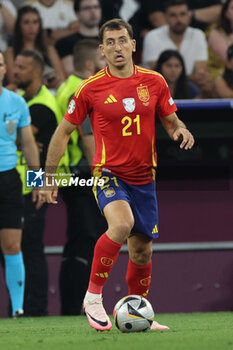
[121,114,141,136]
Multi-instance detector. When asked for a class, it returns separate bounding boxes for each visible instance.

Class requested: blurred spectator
[56,39,107,315]
[14,49,69,316]
[56,0,102,75]
[207,0,233,79]
[101,0,166,29]
[27,0,79,44]
[0,0,16,52]
[144,0,168,28]
[5,5,66,88]
[100,0,166,53]
[56,39,106,116]
[156,49,200,99]
[188,0,222,31]
[142,0,208,77]
[142,0,217,97]
[215,43,233,97]
[149,1,222,31]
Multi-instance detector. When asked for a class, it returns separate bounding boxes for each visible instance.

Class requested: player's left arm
[160,112,195,150]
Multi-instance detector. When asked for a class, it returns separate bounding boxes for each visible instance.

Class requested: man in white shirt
[142,0,208,77]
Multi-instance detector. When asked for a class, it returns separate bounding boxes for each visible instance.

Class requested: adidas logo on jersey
[152,225,158,234]
[104,95,117,103]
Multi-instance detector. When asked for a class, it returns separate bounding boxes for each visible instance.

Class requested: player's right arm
[39,118,77,204]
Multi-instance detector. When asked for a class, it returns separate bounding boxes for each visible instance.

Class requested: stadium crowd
[1,0,232,97]
[0,0,232,318]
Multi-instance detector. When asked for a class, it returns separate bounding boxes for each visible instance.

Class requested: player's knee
[130,247,152,265]
[2,242,21,255]
[110,220,134,242]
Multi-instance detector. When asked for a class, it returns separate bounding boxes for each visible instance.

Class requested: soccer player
[0,50,39,317]
[39,18,194,331]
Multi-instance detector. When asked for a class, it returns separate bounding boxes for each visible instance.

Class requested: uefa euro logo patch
[26,169,45,188]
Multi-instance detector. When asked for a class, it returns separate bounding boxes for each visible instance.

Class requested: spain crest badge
[137,85,150,106]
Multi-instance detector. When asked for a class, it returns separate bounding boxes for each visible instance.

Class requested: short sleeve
[64,83,90,125]
[17,96,31,128]
[156,77,177,118]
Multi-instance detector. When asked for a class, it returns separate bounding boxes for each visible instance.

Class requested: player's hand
[39,189,58,204]
[173,127,194,150]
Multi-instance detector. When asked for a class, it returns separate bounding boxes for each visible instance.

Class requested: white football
[113,295,154,333]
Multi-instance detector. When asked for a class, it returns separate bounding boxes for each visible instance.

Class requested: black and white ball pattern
[113,295,154,333]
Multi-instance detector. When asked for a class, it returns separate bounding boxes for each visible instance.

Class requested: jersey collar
[105,65,137,78]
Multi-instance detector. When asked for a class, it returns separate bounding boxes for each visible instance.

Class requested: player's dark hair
[17,50,45,72]
[156,49,191,99]
[99,18,134,43]
[73,39,100,71]
[219,0,232,34]
[74,0,101,12]
[164,0,189,12]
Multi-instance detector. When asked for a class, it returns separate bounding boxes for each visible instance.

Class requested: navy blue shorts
[94,173,159,239]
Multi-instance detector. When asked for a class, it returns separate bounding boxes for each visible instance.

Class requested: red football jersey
[64,65,177,185]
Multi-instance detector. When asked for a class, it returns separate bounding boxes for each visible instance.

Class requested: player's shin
[126,258,152,298]
[86,233,122,296]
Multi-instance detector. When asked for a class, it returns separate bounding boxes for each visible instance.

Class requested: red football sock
[126,259,152,298]
[88,233,122,294]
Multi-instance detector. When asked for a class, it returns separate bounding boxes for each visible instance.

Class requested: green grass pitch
[0,312,232,350]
